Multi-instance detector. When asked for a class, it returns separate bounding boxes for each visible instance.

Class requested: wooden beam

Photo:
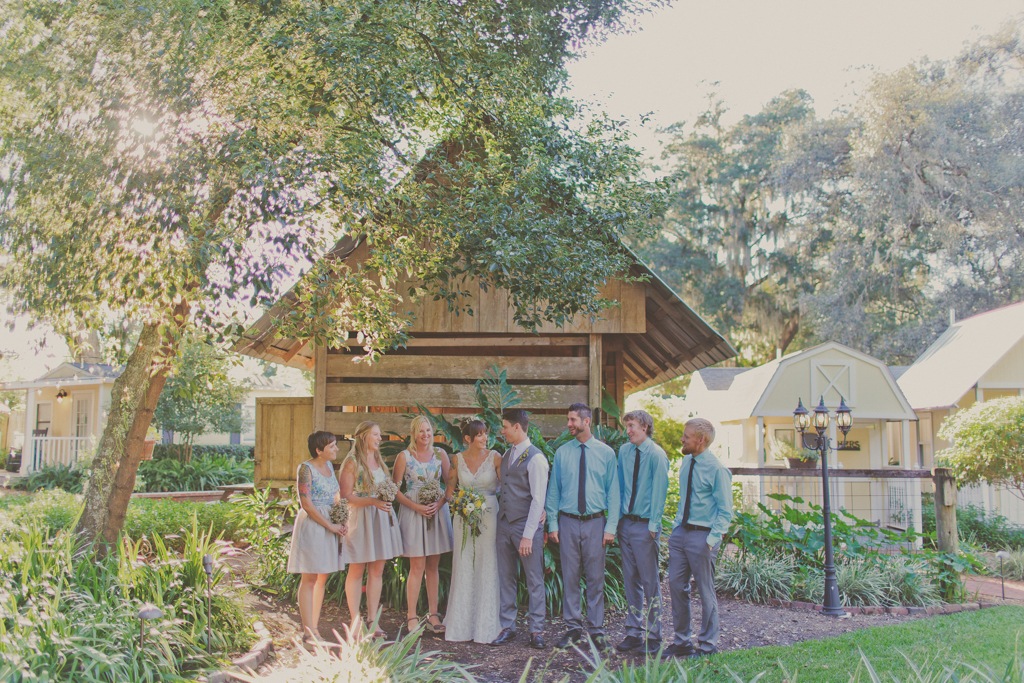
[327,355,589,381]
[325,411,569,437]
[326,382,586,410]
[397,335,588,348]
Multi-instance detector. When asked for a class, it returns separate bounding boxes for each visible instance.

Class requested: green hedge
[152,444,254,461]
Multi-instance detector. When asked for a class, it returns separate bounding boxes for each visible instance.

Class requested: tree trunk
[75,320,181,552]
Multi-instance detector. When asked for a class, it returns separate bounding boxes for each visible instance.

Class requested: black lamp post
[793,395,853,617]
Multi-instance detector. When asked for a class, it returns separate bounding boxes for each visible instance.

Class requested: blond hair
[685,417,716,446]
[409,415,433,440]
[351,420,389,485]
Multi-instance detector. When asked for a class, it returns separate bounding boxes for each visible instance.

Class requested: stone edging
[207,620,274,683]
[765,598,998,616]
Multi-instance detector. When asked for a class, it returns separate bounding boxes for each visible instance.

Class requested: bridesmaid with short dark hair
[287,430,347,643]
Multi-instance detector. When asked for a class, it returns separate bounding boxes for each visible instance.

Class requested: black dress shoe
[643,638,663,654]
[615,635,644,652]
[530,632,546,649]
[694,647,718,657]
[555,630,583,649]
[663,642,695,658]
[490,628,516,646]
[590,634,609,651]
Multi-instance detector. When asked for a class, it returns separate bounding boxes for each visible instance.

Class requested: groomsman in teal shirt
[546,402,620,650]
[614,409,669,654]
[665,418,732,658]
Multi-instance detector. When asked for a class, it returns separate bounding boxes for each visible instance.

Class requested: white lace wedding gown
[444,453,501,643]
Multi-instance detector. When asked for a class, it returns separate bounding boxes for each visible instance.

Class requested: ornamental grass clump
[714,552,794,604]
[237,628,475,683]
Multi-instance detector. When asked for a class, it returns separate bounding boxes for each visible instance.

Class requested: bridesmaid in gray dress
[393,415,454,634]
[340,421,403,638]
[287,431,347,643]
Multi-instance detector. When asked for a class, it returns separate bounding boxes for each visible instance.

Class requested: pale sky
[567,0,1024,161]
[3,0,1022,380]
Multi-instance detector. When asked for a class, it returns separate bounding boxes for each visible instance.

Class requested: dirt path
[245,575,928,683]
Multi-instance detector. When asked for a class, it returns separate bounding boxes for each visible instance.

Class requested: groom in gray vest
[491,408,550,650]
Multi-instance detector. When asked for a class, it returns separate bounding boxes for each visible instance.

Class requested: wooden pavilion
[235,235,734,485]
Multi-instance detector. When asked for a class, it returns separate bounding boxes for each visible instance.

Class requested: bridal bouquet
[373,478,399,527]
[416,478,445,530]
[450,487,487,550]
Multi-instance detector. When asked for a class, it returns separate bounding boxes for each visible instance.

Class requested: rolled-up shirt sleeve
[523,454,549,539]
[707,467,733,548]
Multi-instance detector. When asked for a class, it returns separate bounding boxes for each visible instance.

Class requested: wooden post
[588,333,602,415]
[933,467,959,555]
[313,343,327,431]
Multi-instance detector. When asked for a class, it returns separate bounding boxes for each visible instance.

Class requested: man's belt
[622,514,649,523]
[560,510,606,521]
[682,523,711,532]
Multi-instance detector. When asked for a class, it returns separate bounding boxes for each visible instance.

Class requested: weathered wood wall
[315,334,613,438]
[255,397,317,487]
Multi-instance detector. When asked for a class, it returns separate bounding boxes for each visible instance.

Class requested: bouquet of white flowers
[373,478,399,527]
[416,478,445,530]
[329,499,349,527]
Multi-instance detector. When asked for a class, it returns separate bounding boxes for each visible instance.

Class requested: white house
[1,362,118,472]
[898,300,1024,524]
[677,342,922,530]
[1,357,308,473]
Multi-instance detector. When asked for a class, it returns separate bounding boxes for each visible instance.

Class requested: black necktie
[627,446,641,514]
[578,443,587,515]
[681,456,696,525]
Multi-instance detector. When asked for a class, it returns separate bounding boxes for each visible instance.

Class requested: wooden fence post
[933,467,959,555]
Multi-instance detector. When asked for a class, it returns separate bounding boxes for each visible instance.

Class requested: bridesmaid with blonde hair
[393,415,454,634]
[339,421,403,638]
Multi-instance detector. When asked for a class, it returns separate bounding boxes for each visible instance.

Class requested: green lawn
[687,606,1024,682]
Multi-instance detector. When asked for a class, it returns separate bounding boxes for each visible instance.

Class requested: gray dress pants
[558,514,606,635]
[618,517,662,640]
[667,525,720,652]
[496,519,546,634]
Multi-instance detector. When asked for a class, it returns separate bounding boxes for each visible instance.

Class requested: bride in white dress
[443,419,503,643]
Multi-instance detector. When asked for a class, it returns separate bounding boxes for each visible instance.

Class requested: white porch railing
[26,436,95,472]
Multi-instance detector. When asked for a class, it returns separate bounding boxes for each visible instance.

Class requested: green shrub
[715,552,794,604]
[922,493,1024,551]
[124,498,244,549]
[137,454,253,492]
[6,488,83,531]
[152,444,254,461]
[835,560,889,607]
[12,463,85,493]
[232,487,302,599]
[878,555,941,606]
[0,521,252,682]
[990,548,1024,581]
[792,565,823,604]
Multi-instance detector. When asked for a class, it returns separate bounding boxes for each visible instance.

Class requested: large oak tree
[0,0,662,548]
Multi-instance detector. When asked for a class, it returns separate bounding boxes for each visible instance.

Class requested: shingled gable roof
[233,234,735,395]
[898,300,1024,411]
